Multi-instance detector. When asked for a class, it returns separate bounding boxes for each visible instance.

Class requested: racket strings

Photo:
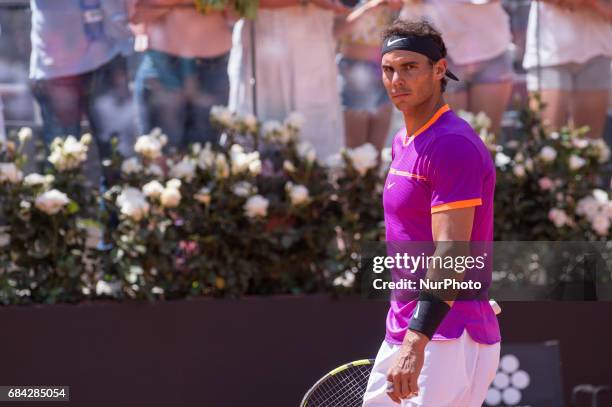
[307,363,372,407]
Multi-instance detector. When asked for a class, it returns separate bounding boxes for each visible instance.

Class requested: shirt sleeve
[429,135,484,214]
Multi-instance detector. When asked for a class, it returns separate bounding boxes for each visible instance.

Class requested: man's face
[381,50,446,111]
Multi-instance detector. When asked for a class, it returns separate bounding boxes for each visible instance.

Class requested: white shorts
[362,331,500,407]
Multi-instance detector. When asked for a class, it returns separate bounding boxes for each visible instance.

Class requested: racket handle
[489,299,501,315]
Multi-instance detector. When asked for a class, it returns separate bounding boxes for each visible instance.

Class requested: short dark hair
[381,20,448,92]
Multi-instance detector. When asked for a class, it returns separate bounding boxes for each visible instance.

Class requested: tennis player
[362,20,501,406]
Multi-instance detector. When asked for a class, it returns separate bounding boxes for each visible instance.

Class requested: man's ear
[435,59,448,80]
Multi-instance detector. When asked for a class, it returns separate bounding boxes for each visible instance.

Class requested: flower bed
[1,100,611,304]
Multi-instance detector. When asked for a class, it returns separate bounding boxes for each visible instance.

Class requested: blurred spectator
[335,0,402,151]
[130,0,233,152]
[523,0,612,139]
[0,96,5,143]
[29,0,134,180]
[402,0,514,139]
[229,0,349,159]
[0,21,4,143]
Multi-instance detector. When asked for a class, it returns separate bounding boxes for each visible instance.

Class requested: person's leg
[442,56,469,113]
[467,51,514,139]
[30,75,83,147]
[571,55,611,139]
[189,52,231,148]
[87,55,132,161]
[367,104,394,151]
[345,109,370,148]
[526,64,572,131]
[444,90,469,113]
[133,50,188,153]
[469,82,512,138]
[338,56,387,149]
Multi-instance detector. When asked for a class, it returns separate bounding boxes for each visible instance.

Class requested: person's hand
[385,330,428,404]
[311,0,352,14]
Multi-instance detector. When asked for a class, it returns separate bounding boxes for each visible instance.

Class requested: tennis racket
[300,359,375,407]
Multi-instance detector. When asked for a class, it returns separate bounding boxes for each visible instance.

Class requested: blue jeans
[31,54,131,163]
[134,50,230,151]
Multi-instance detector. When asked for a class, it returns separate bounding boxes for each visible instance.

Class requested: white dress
[523,2,612,69]
[228,6,344,159]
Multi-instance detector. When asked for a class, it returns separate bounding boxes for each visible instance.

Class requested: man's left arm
[386,207,475,403]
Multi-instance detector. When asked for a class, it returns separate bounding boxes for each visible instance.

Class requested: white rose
[169,157,196,182]
[215,154,230,179]
[230,144,260,174]
[591,214,610,237]
[325,153,344,170]
[549,131,560,140]
[23,173,53,187]
[283,160,296,173]
[572,138,589,149]
[524,158,534,172]
[35,189,70,215]
[457,110,475,124]
[539,146,557,163]
[592,189,609,204]
[134,133,164,160]
[568,154,586,171]
[48,135,89,171]
[197,143,216,170]
[166,178,182,190]
[18,127,32,144]
[513,164,526,178]
[232,181,256,197]
[0,162,23,184]
[576,196,599,220]
[244,194,269,218]
[0,232,10,247]
[494,152,511,167]
[333,271,355,288]
[347,143,378,175]
[381,147,392,165]
[210,105,234,128]
[121,157,143,175]
[286,182,310,206]
[142,180,165,199]
[117,187,149,221]
[538,177,554,191]
[146,164,164,177]
[548,208,570,228]
[160,187,181,208]
[95,280,121,296]
[589,139,611,163]
[262,120,284,138]
[241,113,258,133]
[194,187,211,205]
[475,111,492,130]
[284,111,306,131]
[297,141,317,163]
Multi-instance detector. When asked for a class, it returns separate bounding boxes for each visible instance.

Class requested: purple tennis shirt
[382,104,501,345]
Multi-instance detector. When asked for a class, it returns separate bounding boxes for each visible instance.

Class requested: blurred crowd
[0,0,610,185]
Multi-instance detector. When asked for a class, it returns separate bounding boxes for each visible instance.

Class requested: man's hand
[386,330,428,403]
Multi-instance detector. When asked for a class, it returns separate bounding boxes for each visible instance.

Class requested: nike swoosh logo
[387,182,396,190]
[387,38,405,47]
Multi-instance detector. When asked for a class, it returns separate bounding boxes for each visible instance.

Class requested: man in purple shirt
[362,20,501,406]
